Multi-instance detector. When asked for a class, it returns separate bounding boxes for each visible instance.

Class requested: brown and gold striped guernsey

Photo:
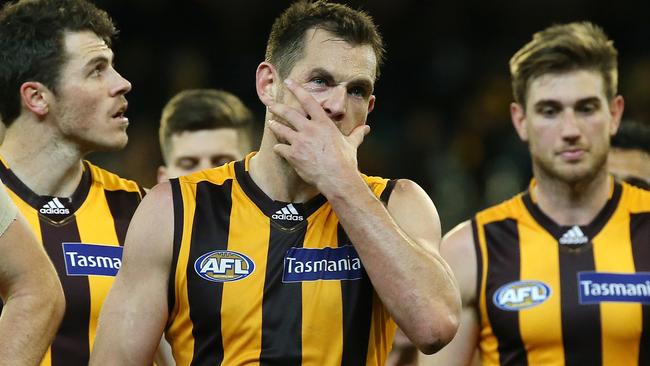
[166,153,398,365]
[473,179,650,366]
[0,157,144,366]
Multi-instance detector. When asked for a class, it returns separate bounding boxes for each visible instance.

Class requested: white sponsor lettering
[286,255,361,274]
[580,280,650,297]
[65,251,121,269]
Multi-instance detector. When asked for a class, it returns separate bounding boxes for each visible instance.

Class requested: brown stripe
[338,224,373,366]
[186,180,233,365]
[168,179,183,317]
[103,189,141,246]
[41,216,90,365]
[259,220,305,365]
[558,243,601,365]
[484,219,528,366]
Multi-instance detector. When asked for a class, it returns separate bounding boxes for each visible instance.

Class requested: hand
[267,78,370,195]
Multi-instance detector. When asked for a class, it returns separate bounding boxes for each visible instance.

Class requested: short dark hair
[159,89,255,162]
[265,0,385,80]
[510,21,618,107]
[0,0,117,127]
[611,120,650,155]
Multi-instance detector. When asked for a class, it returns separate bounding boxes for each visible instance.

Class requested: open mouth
[111,105,129,123]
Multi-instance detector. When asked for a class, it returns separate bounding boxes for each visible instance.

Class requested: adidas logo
[559,225,588,245]
[39,198,70,215]
[271,203,303,221]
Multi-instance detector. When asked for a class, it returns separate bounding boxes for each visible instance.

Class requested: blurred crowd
[89,0,649,232]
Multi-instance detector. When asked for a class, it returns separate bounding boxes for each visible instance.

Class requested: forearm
[325,178,460,353]
[0,285,64,365]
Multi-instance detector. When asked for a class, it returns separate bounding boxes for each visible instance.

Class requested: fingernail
[284,79,293,86]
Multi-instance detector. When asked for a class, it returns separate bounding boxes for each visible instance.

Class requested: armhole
[167,178,183,322]
[471,218,482,320]
[379,179,397,206]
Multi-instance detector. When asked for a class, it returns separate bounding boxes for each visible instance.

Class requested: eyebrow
[309,67,374,91]
[533,96,601,108]
[84,55,110,69]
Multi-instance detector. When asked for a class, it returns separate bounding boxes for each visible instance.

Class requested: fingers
[283,79,329,122]
[268,119,298,144]
[267,102,308,132]
[348,124,371,148]
[272,143,292,161]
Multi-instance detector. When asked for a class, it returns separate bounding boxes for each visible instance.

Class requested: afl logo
[493,280,551,311]
[194,250,255,283]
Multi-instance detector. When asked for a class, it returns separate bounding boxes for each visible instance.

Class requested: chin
[93,137,129,152]
[551,163,603,184]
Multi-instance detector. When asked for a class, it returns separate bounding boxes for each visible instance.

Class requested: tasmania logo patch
[493,280,551,311]
[578,272,650,304]
[194,250,255,283]
[62,243,123,277]
[282,245,363,283]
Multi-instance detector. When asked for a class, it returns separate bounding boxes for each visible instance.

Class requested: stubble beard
[533,147,608,187]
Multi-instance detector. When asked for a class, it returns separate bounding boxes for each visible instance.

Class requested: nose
[560,109,582,141]
[321,85,347,122]
[198,159,214,171]
[110,68,132,96]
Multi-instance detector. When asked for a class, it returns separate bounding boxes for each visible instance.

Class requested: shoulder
[85,161,143,195]
[179,161,239,186]
[475,191,527,225]
[620,181,650,213]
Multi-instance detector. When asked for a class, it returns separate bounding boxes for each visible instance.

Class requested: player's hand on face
[267,79,370,193]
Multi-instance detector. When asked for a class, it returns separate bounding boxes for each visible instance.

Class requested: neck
[0,119,85,197]
[247,127,319,203]
[532,166,611,226]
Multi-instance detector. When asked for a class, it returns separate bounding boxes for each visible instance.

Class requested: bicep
[0,214,55,300]
[95,182,175,360]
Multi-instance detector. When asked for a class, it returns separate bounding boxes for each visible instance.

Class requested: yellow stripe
[85,162,141,193]
[517,216,564,365]
[221,183,267,365]
[593,200,641,366]
[301,204,343,366]
[475,215,498,366]
[75,184,120,352]
[365,292,396,366]
[166,182,198,366]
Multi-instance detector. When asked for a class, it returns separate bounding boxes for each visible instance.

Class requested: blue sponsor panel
[493,280,551,311]
[283,245,364,283]
[194,250,255,283]
[62,243,123,277]
[578,271,650,304]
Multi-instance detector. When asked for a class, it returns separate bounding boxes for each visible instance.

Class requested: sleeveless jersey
[0,158,144,366]
[166,154,398,366]
[473,180,650,366]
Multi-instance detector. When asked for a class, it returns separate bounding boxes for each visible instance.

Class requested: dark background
[87,0,650,232]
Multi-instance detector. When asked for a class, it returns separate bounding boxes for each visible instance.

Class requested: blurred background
[88,0,650,232]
